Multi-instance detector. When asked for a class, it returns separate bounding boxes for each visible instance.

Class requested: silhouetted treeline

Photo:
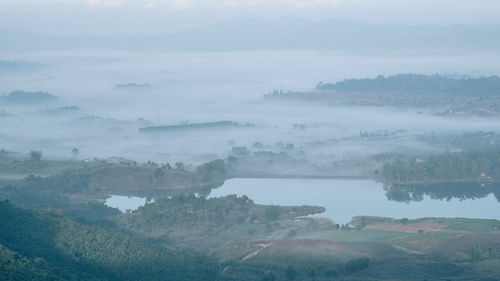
[139,121,252,133]
[1,90,58,103]
[380,150,500,183]
[317,74,500,96]
[385,182,500,202]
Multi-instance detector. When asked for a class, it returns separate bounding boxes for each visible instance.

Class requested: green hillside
[0,200,218,281]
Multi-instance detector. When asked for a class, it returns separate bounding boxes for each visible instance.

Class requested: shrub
[345,257,370,274]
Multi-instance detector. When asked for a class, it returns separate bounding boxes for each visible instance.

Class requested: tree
[345,257,370,274]
[325,270,338,278]
[261,271,276,281]
[264,205,281,221]
[231,146,249,156]
[196,159,225,181]
[144,161,159,168]
[175,162,185,171]
[71,147,79,159]
[153,168,164,179]
[29,150,42,161]
[286,265,297,280]
[227,155,237,165]
[306,268,316,280]
[470,247,481,262]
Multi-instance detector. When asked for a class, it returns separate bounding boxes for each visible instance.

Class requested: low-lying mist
[1,50,500,172]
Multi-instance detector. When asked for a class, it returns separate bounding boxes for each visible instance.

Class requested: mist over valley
[2,2,500,280]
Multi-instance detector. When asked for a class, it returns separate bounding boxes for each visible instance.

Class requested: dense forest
[1,165,500,280]
[385,182,500,203]
[380,150,500,183]
[121,194,326,250]
[0,90,58,104]
[265,74,500,116]
[0,158,227,207]
[139,121,252,133]
[316,74,500,96]
[0,200,218,281]
[1,144,500,280]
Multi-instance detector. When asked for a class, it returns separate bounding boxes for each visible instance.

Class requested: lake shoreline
[227,174,374,180]
[211,178,500,224]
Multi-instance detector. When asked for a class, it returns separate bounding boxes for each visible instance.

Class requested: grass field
[441,218,500,232]
[295,217,500,254]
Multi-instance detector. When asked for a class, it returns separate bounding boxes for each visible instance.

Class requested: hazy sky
[1,0,499,36]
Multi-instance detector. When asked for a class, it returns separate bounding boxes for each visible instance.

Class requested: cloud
[285,0,342,9]
[219,1,239,9]
[170,0,196,10]
[144,1,156,9]
[87,0,122,8]
[247,1,263,8]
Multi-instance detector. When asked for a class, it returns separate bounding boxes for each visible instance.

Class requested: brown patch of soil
[365,222,448,233]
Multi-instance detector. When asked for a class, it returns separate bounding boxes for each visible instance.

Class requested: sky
[0,0,499,36]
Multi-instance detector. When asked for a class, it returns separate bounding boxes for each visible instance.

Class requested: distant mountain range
[1,18,500,52]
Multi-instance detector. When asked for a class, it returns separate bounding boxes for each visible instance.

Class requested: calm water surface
[105,195,152,212]
[209,178,500,223]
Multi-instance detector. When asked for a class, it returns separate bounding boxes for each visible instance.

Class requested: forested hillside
[0,200,218,281]
[317,74,500,96]
[121,194,327,251]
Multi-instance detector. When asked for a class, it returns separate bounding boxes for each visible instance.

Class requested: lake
[209,178,500,224]
[105,195,153,212]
